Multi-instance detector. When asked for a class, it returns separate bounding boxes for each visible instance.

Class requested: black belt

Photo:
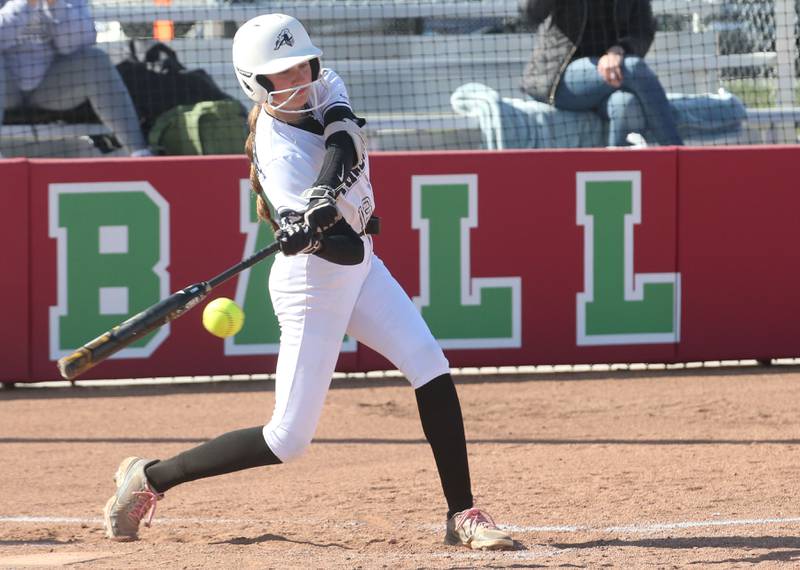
[360,215,380,236]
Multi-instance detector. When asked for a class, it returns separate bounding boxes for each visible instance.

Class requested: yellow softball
[202,297,245,338]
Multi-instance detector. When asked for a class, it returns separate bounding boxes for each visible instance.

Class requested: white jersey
[252,68,375,235]
[246,71,449,466]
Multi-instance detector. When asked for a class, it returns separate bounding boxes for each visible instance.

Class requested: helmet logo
[274,28,294,50]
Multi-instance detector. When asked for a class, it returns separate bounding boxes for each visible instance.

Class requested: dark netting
[1,0,798,157]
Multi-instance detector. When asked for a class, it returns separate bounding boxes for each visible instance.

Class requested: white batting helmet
[232,14,328,111]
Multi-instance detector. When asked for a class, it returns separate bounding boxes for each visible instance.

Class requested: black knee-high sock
[415,373,473,519]
[144,426,281,493]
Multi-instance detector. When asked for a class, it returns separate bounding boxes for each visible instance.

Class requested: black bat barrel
[57,240,279,381]
[57,283,210,380]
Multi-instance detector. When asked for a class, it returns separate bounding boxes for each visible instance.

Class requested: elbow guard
[323,106,367,163]
[324,117,366,164]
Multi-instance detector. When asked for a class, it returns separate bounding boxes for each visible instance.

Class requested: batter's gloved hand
[302,185,339,232]
[275,222,321,256]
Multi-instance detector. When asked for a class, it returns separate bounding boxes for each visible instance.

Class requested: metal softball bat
[57,241,280,381]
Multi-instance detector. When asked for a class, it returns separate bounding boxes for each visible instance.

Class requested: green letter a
[227,181,356,355]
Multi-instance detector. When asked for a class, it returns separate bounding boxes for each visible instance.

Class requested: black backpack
[3,41,237,152]
[116,41,233,135]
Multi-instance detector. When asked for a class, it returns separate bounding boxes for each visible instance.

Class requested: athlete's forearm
[312,105,366,193]
[312,130,356,190]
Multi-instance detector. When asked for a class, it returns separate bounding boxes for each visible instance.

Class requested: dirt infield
[2,365,800,568]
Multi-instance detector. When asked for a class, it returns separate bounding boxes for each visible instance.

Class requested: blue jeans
[554,56,684,147]
[0,46,147,153]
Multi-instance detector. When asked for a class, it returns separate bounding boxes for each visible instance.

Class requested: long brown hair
[245,103,278,230]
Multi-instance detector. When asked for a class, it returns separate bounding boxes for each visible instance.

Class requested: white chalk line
[501,517,800,533]
[3,515,800,534]
[0,516,254,525]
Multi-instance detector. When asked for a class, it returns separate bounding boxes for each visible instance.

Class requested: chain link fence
[1,0,798,157]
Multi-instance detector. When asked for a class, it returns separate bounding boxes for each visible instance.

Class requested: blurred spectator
[0,0,150,155]
[520,0,683,147]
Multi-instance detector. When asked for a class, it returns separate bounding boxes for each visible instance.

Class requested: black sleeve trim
[323,105,367,128]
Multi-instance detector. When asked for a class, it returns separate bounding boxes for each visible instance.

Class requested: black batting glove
[275,222,321,256]
[302,185,339,232]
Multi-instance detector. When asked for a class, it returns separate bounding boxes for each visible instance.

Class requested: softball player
[103,13,514,551]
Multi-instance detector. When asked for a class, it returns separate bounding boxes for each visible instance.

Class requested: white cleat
[103,456,162,541]
[444,507,515,550]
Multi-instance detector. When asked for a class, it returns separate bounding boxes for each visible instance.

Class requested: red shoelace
[128,487,162,527]
[455,508,497,531]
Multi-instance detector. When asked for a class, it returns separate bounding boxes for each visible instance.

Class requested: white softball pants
[262,237,450,462]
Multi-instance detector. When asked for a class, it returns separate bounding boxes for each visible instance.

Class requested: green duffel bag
[148,99,248,155]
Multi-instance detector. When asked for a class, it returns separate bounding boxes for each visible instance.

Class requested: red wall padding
[5,147,799,382]
[0,160,30,380]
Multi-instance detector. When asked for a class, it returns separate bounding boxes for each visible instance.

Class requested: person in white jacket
[0,0,150,155]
